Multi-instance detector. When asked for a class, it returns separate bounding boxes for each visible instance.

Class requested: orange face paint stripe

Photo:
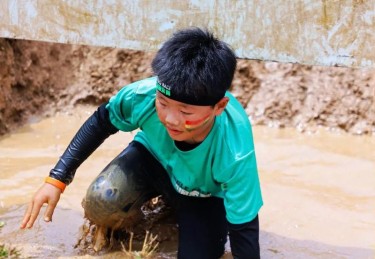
[184,114,211,129]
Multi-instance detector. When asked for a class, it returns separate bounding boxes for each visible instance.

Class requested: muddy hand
[20,183,61,229]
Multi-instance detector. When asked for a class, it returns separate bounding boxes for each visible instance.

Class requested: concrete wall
[1,0,374,68]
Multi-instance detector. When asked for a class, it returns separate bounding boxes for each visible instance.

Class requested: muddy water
[0,105,374,259]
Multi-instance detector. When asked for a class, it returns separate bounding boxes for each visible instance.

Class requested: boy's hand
[20,183,61,229]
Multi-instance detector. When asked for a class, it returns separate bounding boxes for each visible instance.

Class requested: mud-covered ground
[0,38,374,136]
[1,109,374,258]
[0,38,374,258]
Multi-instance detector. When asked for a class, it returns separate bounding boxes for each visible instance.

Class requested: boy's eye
[157,100,167,107]
[181,111,193,115]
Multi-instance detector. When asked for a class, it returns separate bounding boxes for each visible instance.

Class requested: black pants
[84,141,251,258]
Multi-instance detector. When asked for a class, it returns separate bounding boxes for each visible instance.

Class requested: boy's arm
[20,103,118,229]
[228,215,260,259]
[49,102,119,184]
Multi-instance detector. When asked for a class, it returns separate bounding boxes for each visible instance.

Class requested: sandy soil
[0,38,374,136]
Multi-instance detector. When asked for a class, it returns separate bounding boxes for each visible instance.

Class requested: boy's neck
[175,141,201,151]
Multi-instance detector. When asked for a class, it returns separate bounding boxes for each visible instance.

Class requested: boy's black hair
[152,27,237,106]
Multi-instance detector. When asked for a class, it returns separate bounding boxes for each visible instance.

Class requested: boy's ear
[214,97,229,115]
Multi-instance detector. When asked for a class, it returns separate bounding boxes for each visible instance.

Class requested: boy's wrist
[45,176,66,193]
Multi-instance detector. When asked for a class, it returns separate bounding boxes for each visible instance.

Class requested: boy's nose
[165,111,179,126]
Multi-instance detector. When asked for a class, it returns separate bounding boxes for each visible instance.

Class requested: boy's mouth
[166,127,184,136]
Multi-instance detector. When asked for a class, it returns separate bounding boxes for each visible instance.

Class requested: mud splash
[0,106,374,258]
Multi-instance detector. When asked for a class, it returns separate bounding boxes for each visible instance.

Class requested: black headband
[156,79,224,106]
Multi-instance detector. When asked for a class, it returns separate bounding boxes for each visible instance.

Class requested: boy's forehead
[156,92,209,109]
[156,92,189,107]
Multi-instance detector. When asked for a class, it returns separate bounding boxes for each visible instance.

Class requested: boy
[21,27,263,259]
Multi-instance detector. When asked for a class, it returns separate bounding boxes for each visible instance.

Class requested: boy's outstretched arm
[49,103,119,185]
[20,103,118,229]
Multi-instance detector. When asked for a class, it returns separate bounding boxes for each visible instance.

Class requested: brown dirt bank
[1,38,374,136]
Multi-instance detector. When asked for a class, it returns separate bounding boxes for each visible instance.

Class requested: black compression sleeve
[228,215,260,259]
[49,103,119,184]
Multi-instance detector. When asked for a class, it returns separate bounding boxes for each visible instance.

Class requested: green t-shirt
[107,77,263,224]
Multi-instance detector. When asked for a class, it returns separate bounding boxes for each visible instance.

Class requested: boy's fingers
[26,201,43,228]
[44,202,57,222]
[20,202,33,229]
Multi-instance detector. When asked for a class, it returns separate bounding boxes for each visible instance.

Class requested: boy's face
[155,92,228,144]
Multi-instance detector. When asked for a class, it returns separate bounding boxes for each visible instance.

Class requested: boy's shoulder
[223,92,251,126]
[216,93,254,154]
[126,77,157,93]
